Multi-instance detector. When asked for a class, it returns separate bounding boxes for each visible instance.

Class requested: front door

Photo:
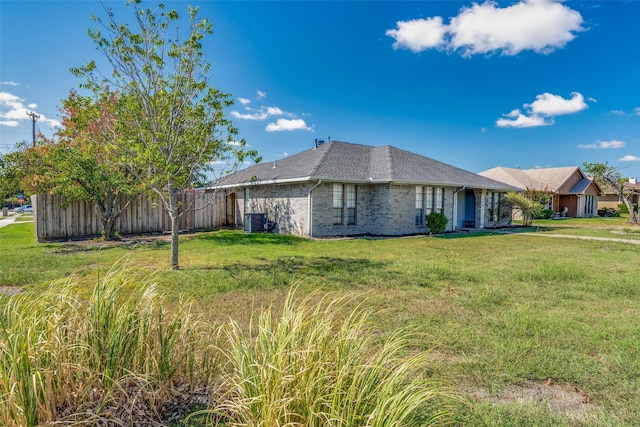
[465,190,475,227]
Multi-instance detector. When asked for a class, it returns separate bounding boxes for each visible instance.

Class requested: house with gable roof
[208,141,518,237]
[597,176,640,211]
[479,166,601,218]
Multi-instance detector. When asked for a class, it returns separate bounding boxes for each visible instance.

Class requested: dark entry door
[465,190,475,226]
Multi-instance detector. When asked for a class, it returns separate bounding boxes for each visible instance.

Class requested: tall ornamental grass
[0,266,452,426]
[211,291,452,426]
[0,267,209,426]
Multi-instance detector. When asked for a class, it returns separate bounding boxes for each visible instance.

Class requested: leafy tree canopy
[503,189,551,226]
[72,0,259,268]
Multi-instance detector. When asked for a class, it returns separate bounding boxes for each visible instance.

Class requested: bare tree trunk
[102,215,117,240]
[621,195,637,223]
[96,198,118,240]
[169,188,180,270]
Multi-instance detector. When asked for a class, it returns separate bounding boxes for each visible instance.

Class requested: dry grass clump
[209,291,452,427]
[0,269,451,426]
[0,267,214,426]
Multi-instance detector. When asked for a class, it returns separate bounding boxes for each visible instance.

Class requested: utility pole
[26,111,40,147]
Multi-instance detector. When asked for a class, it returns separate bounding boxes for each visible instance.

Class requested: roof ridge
[384,145,393,179]
[310,140,336,176]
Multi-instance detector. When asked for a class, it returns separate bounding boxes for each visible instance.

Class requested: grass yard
[1,221,639,426]
[517,214,637,229]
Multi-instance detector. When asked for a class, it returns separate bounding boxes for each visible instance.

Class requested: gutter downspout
[307,179,322,237]
[453,186,466,231]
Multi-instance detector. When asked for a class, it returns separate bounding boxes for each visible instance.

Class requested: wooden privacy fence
[32,190,229,241]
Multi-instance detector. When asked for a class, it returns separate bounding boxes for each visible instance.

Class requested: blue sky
[1,0,640,179]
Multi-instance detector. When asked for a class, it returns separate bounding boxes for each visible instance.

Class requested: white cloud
[266,118,313,132]
[231,111,265,120]
[387,0,585,56]
[238,97,251,105]
[619,155,640,162]
[611,110,625,115]
[0,81,20,86]
[228,140,250,147]
[634,107,640,116]
[0,91,60,129]
[578,140,625,149]
[599,140,625,148]
[528,92,588,116]
[497,92,587,128]
[496,110,549,128]
[266,107,284,116]
[386,17,446,53]
[257,90,266,99]
[230,106,288,121]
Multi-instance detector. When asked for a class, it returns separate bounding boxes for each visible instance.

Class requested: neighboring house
[598,177,640,210]
[479,166,601,218]
[207,141,518,238]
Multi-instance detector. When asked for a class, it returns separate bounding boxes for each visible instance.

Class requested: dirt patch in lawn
[0,286,24,297]
[472,380,598,422]
[44,234,174,254]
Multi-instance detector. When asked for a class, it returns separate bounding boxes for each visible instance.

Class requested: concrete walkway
[515,232,640,245]
[0,214,22,228]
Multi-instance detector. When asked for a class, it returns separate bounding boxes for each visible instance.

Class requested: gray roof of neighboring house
[209,141,517,191]
[601,181,640,195]
[479,166,597,194]
[569,178,594,194]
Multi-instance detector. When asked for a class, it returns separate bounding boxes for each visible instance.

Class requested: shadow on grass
[46,229,300,255]
[194,255,394,285]
[192,230,304,246]
[435,227,537,239]
[436,225,602,239]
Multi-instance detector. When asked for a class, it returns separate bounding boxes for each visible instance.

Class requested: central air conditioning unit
[244,213,267,233]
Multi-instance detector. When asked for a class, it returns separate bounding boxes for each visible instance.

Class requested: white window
[425,186,433,215]
[333,184,343,225]
[435,187,444,214]
[584,195,594,216]
[415,186,424,225]
[346,184,357,225]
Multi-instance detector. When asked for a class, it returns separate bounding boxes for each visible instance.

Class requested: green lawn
[1,222,639,426]
[520,214,636,229]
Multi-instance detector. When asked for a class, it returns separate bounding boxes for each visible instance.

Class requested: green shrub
[534,209,554,219]
[426,212,448,234]
[618,203,629,214]
[598,208,620,217]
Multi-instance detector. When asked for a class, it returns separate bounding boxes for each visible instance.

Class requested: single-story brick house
[597,177,640,210]
[208,141,518,237]
[479,166,601,218]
